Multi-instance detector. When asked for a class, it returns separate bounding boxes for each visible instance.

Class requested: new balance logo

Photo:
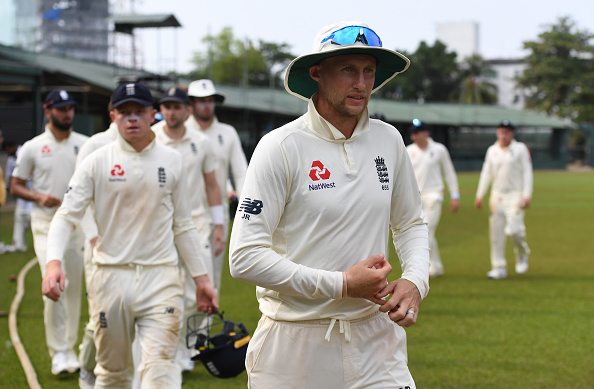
[165,307,175,314]
[309,160,331,181]
[239,198,263,220]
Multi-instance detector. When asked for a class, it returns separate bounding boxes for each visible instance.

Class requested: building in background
[2,0,110,63]
[484,59,528,110]
[436,21,479,61]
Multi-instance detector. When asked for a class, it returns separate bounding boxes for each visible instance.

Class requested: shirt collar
[116,129,156,154]
[44,125,71,142]
[304,97,370,142]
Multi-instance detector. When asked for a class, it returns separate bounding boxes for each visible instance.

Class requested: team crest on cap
[167,87,176,96]
[126,83,135,96]
[59,90,69,100]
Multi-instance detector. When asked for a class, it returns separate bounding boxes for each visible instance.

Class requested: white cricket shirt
[186,115,247,221]
[12,126,89,221]
[407,138,459,198]
[229,100,430,322]
[476,139,533,199]
[152,122,217,221]
[46,131,208,277]
[75,122,118,168]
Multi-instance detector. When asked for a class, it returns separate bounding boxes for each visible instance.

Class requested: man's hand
[212,225,225,256]
[90,237,98,250]
[344,254,391,302]
[193,274,219,314]
[450,198,460,213]
[42,260,66,301]
[520,197,531,209]
[475,197,483,210]
[37,193,62,208]
[375,278,422,327]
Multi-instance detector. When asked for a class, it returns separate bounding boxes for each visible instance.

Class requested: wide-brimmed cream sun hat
[188,79,225,104]
[284,21,410,101]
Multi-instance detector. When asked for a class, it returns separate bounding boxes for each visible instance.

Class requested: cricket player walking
[475,120,533,279]
[406,119,459,277]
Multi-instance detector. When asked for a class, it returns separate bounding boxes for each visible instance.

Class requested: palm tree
[451,54,498,104]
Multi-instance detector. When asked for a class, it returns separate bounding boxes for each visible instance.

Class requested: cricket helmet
[186,309,251,378]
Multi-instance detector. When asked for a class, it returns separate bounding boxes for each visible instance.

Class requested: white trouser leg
[79,239,97,371]
[91,265,183,389]
[32,218,83,356]
[421,192,444,274]
[502,194,530,258]
[211,220,229,291]
[488,196,507,270]
[12,202,31,249]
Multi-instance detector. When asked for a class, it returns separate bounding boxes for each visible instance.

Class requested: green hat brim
[285,47,410,101]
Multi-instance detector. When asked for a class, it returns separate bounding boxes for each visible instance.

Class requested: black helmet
[186,309,251,378]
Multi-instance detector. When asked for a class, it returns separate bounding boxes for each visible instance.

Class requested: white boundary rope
[9,257,43,389]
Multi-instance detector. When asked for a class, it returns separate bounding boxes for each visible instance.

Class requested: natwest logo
[111,164,125,176]
[309,160,331,181]
[41,145,51,155]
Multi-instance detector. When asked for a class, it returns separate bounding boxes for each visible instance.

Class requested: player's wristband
[210,205,224,225]
[451,192,460,200]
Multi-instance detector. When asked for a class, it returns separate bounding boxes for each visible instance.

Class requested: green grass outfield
[1,170,593,388]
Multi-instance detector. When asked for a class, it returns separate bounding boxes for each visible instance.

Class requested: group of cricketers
[12,20,533,389]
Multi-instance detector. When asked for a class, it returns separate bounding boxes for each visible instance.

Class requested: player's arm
[204,170,225,255]
[375,136,429,326]
[475,149,493,209]
[520,144,533,208]
[171,159,218,312]
[440,147,460,212]
[11,176,62,207]
[228,130,248,197]
[43,159,95,301]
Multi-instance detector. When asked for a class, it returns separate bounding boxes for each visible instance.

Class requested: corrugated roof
[0,43,574,129]
[112,14,181,34]
[0,44,159,92]
[213,84,573,129]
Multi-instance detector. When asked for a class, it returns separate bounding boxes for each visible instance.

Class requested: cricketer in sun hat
[284,21,410,101]
[188,79,225,104]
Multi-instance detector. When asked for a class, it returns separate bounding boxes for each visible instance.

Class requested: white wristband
[451,192,460,200]
[210,205,224,225]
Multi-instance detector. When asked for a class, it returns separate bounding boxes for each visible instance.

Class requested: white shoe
[66,350,80,373]
[51,351,69,375]
[79,369,96,389]
[516,255,529,274]
[487,268,507,279]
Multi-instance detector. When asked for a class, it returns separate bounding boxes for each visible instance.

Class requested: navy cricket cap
[409,118,429,133]
[498,120,515,131]
[43,90,77,109]
[159,87,190,104]
[111,82,154,108]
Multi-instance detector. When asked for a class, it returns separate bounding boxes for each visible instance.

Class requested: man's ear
[309,65,321,82]
[109,110,116,122]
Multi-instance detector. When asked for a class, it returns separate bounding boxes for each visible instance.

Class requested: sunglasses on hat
[320,25,382,47]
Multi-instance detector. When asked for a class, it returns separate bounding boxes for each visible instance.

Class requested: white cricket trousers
[212,219,230,290]
[246,312,416,389]
[88,264,183,389]
[12,200,31,249]
[421,191,444,274]
[79,238,97,372]
[32,217,83,357]
[488,192,530,270]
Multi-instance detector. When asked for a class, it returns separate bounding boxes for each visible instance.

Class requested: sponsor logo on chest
[308,160,336,191]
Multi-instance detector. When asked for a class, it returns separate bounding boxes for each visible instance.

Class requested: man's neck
[48,124,70,141]
[313,96,358,139]
[164,124,186,140]
[416,140,429,150]
[194,114,214,131]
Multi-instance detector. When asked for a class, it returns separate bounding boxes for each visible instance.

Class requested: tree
[451,54,498,104]
[516,16,594,122]
[189,27,295,88]
[377,40,459,102]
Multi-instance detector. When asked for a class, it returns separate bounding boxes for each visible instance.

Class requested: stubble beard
[51,115,71,132]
